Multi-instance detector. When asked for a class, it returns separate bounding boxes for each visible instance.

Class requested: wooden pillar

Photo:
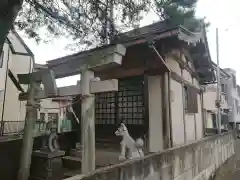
[18,81,39,180]
[200,89,206,136]
[163,72,172,148]
[80,70,95,173]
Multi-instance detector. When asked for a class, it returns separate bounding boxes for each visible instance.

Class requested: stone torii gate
[17,44,126,180]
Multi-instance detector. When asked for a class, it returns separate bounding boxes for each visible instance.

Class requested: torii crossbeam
[17,44,126,180]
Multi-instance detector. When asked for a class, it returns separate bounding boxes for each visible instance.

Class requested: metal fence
[1,121,25,135]
[0,119,72,136]
[0,120,47,136]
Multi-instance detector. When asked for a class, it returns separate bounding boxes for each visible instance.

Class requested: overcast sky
[19,0,240,86]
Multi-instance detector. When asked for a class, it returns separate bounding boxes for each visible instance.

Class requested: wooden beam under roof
[19,79,118,100]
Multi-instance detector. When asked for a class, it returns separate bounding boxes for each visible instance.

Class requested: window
[184,85,198,113]
[0,90,4,101]
[211,113,217,128]
[48,113,58,123]
[47,113,58,131]
[237,86,240,97]
[232,75,236,88]
[95,76,144,125]
[40,113,45,121]
[0,51,3,68]
[235,100,239,114]
[184,86,188,111]
[221,84,226,93]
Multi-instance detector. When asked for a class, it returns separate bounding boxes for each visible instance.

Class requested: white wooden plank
[90,79,118,93]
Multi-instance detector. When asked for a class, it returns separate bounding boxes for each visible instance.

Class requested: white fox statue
[115,122,144,160]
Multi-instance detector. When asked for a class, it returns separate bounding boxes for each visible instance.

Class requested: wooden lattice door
[95,76,147,141]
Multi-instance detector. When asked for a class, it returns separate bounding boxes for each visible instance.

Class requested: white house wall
[3,75,25,122]
[0,43,9,119]
[0,43,9,90]
[7,32,29,54]
[11,54,33,81]
[38,98,60,121]
[0,42,28,130]
[222,68,240,124]
[203,85,228,112]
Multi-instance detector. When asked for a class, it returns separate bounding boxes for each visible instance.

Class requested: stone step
[70,149,82,157]
[63,169,82,179]
[62,156,82,170]
[63,148,120,170]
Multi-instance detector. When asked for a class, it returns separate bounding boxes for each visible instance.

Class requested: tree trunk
[0,0,23,50]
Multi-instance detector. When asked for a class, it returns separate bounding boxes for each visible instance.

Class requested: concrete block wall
[65,133,235,180]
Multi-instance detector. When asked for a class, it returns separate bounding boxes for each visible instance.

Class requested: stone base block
[30,150,65,180]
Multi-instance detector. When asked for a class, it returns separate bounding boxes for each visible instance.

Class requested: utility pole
[216,28,222,134]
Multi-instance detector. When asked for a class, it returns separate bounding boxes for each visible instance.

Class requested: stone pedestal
[30,150,65,180]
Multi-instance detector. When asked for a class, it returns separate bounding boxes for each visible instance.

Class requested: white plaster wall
[203,84,229,130]
[185,114,196,141]
[0,43,9,90]
[1,44,32,123]
[206,112,213,128]
[170,79,185,146]
[165,55,181,76]
[0,44,9,119]
[7,32,28,54]
[232,89,240,123]
[3,75,26,122]
[223,68,240,123]
[11,54,33,83]
[203,91,216,111]
[148,75,163,152]
[182,69,192,83]
[38,98,60,122]
[203,85,229,112]
[193,78,200,88]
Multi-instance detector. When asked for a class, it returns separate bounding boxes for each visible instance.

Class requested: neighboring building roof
[35,63,47,69]
[51,96,72,101]
[211,62,231,79]
[223,68,236,76]
[6,30,34,57]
